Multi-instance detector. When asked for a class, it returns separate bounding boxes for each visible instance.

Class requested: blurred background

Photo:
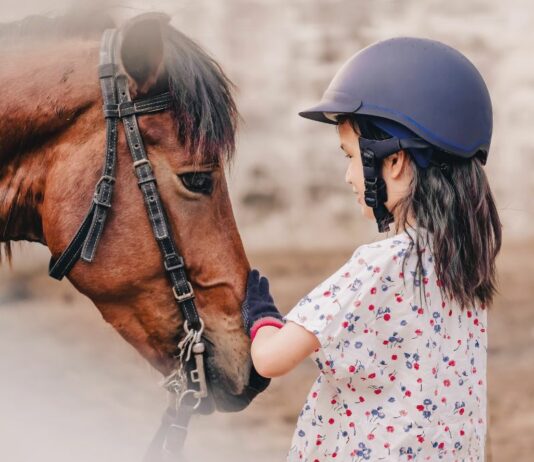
[1,0,533,461]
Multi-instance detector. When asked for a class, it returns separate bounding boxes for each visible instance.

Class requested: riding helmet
[299,37,493,232]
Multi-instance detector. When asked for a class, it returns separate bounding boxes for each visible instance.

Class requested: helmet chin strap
[360,146,394,233]
[358,136,430,233]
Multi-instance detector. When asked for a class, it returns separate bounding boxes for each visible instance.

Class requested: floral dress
[284,228,487,461]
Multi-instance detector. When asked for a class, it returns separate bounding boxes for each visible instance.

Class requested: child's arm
[242,269,321,378]
[251,321,320,378]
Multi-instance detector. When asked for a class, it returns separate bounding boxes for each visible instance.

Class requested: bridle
[47,28,209,458]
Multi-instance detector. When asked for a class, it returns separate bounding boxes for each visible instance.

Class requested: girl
[241,37,501,461]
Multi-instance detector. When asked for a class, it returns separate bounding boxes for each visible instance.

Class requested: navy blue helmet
[299,37,493,232]
[299,36,492,161]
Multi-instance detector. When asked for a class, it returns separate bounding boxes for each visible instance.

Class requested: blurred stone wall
[2,0,533,256]
[165,0,533,252]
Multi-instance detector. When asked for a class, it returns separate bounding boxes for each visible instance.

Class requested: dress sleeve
[284,241,408,379]
[284,245,373,349]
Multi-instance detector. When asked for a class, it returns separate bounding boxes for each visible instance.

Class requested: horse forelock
[162,26,239,166]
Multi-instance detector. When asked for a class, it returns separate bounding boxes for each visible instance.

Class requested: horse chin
[200,350,270,414]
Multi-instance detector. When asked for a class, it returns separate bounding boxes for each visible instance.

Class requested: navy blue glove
[241,269,284,340]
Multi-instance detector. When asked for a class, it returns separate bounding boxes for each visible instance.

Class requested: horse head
[0,12,267,414]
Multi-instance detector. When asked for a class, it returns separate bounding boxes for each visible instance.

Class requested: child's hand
[241,269,285,340]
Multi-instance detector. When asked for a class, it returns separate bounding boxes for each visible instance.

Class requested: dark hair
[339,115,502,310]
[162,25,238,165]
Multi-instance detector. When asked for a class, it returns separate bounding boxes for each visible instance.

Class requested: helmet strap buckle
[364,178,387,208]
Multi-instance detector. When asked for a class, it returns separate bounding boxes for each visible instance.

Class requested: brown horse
[0,11,266,416]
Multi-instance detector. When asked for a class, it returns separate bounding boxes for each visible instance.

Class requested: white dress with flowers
[284,229,487,462]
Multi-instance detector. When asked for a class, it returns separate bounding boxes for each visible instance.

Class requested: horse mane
[0,10,239,265]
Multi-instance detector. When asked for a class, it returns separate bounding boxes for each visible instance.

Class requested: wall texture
[3,0,533,254]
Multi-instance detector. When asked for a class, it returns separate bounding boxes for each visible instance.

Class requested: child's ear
[386,150,409,180]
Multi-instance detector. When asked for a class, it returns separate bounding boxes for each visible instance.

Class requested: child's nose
[345,165,352,185]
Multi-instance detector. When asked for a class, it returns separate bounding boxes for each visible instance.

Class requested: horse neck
[0,40,100,253]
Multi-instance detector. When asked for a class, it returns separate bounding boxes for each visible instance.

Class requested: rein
[47,28,209,460]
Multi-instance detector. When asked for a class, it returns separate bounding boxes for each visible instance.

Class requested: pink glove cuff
[250,316,285,342]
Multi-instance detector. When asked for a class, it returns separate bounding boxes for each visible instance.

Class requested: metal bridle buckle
[173,282,195,303]
[161,318,207,407]
[133,158,152,172]
[164,254,185,272]
[93,175,115,208]
[95,175,116,188]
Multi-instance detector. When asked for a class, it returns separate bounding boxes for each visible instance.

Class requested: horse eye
[178,172,213,195]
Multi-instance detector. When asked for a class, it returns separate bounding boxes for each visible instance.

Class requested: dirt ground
[0,237,532,462]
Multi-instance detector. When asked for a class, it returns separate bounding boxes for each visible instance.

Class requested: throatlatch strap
[49,29,118,279]
[48,210,96,279]
[81,30,120,263]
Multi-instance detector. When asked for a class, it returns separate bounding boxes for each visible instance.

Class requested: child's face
[338,120,376,221]
[337,120,414,226]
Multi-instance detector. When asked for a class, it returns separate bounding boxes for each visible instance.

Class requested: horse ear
[119,13,170,95]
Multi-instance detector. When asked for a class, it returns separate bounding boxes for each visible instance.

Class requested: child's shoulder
[343,228,430,293]
[351,228,419,261]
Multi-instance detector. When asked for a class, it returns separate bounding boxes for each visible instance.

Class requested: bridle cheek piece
[47,29,209,414]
